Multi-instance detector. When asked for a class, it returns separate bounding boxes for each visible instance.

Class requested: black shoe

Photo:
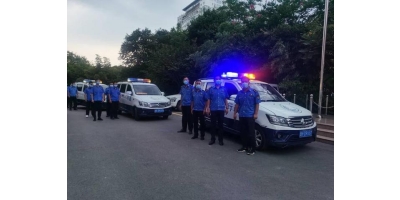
[246,149,255,155]
[188,130,193,135]
[106,115,110,117]
[209,140,215,145]
[98,118,103,121]
[237,147,247,153]
[93,118,96,121]
[69,109,72,111]
[74,108,77,110]
[191,136,198,139]
[177,129,186,133]
[115,117,119,119]
[200,137,204,140]
[219,141,224,146]
[111,117,114,120]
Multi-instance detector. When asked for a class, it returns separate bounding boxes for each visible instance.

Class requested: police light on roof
[127,78,151,83]
[221,72,238,78]
[243,73,255,79]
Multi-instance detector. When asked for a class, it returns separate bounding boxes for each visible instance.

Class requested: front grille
[288,135,314,142]
[149,103,169,108]
[287,116,313,128]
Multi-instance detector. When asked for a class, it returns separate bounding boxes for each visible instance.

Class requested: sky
[67,0,191,66]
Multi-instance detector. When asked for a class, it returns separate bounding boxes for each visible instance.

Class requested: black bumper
[261,126,317,148]
[136,107,172,117]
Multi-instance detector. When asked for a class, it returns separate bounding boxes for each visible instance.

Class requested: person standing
[68,82,78,111]
[205,76,229,145]
[109,82,121,120]
[191,79,208,140]
[233,77,260,155]
[177,77,193,134]
[105,84,111,117]
[84,83,94,118]
[91,80,105,121]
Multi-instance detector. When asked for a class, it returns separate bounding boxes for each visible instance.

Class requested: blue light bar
[221,72,239,78]
[127,78,151,83]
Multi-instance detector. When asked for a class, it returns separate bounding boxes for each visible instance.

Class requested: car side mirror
[161,92,165,96]
[230,95,237,101]
[126,91,132,96]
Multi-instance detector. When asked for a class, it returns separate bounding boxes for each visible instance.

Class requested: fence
[281,93,334,116]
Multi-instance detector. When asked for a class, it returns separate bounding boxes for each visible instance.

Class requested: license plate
[154,109,164,113]
[299,129,312,138]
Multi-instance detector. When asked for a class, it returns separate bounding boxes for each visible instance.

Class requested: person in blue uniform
[191,79,208,140]
[84,83,94,118]
[67,84,71,108]
[68,82,78,110]
[205,75,229,145]
[178,77,193,134]
[109,82,121,120]
[105,84,111,117]
[233,77,260,155]
[91,80,105,121]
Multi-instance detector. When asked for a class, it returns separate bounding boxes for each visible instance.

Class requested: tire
[176,101,182,112]
[134,107,141,121]
[255,125,268,150]
[162,115,169,119]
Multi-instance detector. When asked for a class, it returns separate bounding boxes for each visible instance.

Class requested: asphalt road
[68,107,334,200]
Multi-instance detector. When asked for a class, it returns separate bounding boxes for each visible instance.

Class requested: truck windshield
[133,85,162,95]
[249,83,286,102]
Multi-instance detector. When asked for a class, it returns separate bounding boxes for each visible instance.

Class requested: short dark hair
[214,75,221,80]
[195,79,201,82]
[183,77,189,80]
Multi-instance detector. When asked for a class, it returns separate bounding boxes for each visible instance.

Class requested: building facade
[178,0,224,30]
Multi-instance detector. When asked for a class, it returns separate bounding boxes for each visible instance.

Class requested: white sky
[67,0,191,65]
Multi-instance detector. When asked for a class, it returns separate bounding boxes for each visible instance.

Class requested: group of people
[67,80,121,121]
[178,75,260,155]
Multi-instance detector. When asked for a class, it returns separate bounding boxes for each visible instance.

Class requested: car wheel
[134,107,141,121]
[162,115,169,119]
[176,101,182,112]
[255,125,267,150]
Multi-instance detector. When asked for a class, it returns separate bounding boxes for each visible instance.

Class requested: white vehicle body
[116,80,172,120]
[198,78,316,149]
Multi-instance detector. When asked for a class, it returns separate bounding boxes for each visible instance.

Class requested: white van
[117,78,172,120]
[199,72,317,150]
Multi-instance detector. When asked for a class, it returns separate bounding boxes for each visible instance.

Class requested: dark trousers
[193,110,205,138]
[69,96,77,110]
[111,101,119,118]
[86,101,93,116]
[67,97,70,108]
[106,101,111,116]
[181,106,193,131]
[210,110,225,142]
[239,117,256,150]
[92,101,103,118]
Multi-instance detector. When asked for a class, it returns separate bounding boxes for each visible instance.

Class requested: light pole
[318,0,330,117]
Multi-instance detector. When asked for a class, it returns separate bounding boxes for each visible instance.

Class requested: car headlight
[139,101,149,107]
[169,97,177,102]
[167,101,171,106]
[266,115,289,126]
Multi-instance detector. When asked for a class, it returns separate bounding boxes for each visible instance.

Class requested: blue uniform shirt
[180,84,193,106]
[207,86,229,111]
[109,87,120,101]
[192,89,208,111]
[84,87,93,101]
[234,88,261,117]
[68,86,78,97]
[105,87,110,96]
[92,85,104,101]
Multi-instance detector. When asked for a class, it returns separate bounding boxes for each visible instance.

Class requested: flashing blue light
[226,72,238,78]
[221,72,239,78]
[127,78,151,83]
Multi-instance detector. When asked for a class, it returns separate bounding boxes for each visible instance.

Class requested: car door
[76,83,85,103]
[223,81,240,133]
[119,83,127,110]
[125,84,134,107]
